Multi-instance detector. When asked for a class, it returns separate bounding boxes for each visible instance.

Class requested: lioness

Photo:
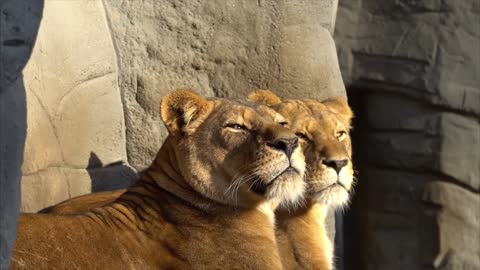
[249,90,354,270]
[11,89,306,270]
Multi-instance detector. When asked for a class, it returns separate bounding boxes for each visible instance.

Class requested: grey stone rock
[21,163,137,213]
[21,167,93,213]
[335,0,479,269]
[355,169,480,270]
[423,181,480,270]
[357,169,427,270]
[365,100,479,191]
[16,0,130,213]
[335,0,480,116]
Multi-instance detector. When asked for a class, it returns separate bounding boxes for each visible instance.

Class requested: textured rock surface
[335,0,480,269]
[423,182,480,269]
[356,170,479,270]
[16,0,130,213]
[366,94,479,191]
[103,0,344,170]
[336,0,479,116]
[21,164,137,212]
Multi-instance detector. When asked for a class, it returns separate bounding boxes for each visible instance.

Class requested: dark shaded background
[0,1,43,268]
[334,1,479,269]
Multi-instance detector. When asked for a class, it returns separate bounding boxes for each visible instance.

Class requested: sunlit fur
[275,99,354,208]
[275,99,353,269]
[11,89,306,270]
[170,97,306,209]
[249,90,354,208]
[46,100,307,214]
[42,189,127,214]
[249,89,354,270]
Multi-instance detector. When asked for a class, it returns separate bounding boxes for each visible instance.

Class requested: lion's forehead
[312,112,345,131]
[275,102,311,122]
[276,101,343,132]
[212,100,281,124]
[310,122,347,151]
[255,105,283,121]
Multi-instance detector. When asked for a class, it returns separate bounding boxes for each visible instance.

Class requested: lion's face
[161,90,306,209]
[274,99,353,207]
[248,90,354,208]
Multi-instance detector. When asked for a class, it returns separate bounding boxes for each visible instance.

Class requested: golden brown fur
[42,90,354,270]
[41,189,126,214]
[11,89,307,270]
[249,90,354,270]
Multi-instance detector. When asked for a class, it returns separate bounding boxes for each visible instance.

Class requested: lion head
[249,90,354,208]
[161,89,306,208]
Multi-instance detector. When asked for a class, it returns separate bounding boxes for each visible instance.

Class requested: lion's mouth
[250,180,269,195]
[250,166,299,195]
[315,179,347,194]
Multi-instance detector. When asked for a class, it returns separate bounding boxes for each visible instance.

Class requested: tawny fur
[275,204,333,270]
[11,89,307,270]
[249,90,355,270]
[41,189,126,214]
[43,90,355,270]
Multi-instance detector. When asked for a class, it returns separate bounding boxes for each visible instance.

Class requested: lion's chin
[264,170,306,209]
[312,184,350,208]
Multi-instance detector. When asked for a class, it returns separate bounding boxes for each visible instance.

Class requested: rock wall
[335,1,480,269]
[17,0,133,213]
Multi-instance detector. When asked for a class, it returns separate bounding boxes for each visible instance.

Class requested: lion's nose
[268,137,299,158]
[322,159,348,174]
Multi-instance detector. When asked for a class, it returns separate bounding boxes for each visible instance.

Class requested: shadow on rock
[87,152,139,193]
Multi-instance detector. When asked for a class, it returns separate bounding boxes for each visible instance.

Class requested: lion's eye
[225,123,248,130]
[337,131,347,140]
[295,132,309,141]
[278,121,288,127]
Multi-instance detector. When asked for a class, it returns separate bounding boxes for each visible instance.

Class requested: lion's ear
[323,97,354,127]
[161,89,213,136]
[247,89,282,106]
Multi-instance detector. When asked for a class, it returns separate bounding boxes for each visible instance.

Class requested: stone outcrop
[16,0,131,213]
[335,0,480,269]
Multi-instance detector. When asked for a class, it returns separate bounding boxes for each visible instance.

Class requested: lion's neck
[109,137,275,230]
[140,137,228,213]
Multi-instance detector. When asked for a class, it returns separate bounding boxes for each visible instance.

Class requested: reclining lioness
[11,89,306,270]
[249,90,354,270]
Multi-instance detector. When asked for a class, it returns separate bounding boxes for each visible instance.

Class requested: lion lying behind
[250,90,354,270]
[11,89,307,270]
